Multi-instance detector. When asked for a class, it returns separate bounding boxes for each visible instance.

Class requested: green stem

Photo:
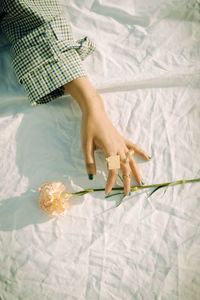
[132,178,200,189]
[70,178,200,195]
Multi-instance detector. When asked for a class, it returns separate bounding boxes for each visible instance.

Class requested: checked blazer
[0,0,95,105]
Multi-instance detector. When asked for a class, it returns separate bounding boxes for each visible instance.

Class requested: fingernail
[148,156,151,159]
[88,174,93,180]
[141,181,145,185]
[129,191,131,196]
[108,192,111,196]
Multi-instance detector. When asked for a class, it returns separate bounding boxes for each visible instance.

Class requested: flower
[37,177,200,216]
[38,182,72,217]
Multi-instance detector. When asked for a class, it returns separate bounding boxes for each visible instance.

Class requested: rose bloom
[38,182,72,217]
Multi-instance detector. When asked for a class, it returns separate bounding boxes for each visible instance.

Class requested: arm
[1,0,150,195]
[64,77,151,195]
[0,0,95,105]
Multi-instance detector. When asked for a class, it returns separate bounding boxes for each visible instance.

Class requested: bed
[0,0,200,299]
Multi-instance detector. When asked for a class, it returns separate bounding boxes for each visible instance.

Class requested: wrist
[63,77,106,115]
[80,94,106,116]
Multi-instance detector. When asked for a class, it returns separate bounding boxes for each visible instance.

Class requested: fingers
[103,146,118,195]
[129,155,143,186]
[105,149,132,196]
[125,138,151,161]
[105,169,118,195]
[83,137,147,194]
[120,151,132,196]
[82,140,96,180]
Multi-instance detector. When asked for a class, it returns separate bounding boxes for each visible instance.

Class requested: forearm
[63,77,106,115]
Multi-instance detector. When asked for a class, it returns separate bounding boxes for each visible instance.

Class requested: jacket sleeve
[0,0,95,105]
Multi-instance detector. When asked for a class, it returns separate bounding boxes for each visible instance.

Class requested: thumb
[83,141,96,180]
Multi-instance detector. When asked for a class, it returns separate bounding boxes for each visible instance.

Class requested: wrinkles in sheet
[0,0,200,299]
[0,91,199,299]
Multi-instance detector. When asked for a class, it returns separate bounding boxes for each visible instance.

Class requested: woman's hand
[80,100,150,195]
[63,77,151,196]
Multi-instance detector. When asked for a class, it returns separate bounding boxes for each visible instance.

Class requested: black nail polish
[88,174,93,180]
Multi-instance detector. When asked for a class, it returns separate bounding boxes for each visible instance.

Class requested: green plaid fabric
[0,0,95,105]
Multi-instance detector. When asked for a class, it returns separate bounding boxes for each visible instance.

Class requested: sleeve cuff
[21,48,87,105]
[9,16,96,105]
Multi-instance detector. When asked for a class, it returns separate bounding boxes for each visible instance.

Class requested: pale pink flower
[38,182,72,217]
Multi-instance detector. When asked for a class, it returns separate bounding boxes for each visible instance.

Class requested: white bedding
[0,0,200,299]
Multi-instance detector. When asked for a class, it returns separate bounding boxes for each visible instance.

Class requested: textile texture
[0,0,95,105]
[0,0,200,299]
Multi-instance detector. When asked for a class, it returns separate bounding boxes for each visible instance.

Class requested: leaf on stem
[162,186,168,198]
[159,182,178,198]
[148,181,176,198]
[105,192,124,199]
[148,185,167,197]
[115,194,126,207]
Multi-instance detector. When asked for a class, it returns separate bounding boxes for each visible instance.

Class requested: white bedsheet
[0,0,200,299]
